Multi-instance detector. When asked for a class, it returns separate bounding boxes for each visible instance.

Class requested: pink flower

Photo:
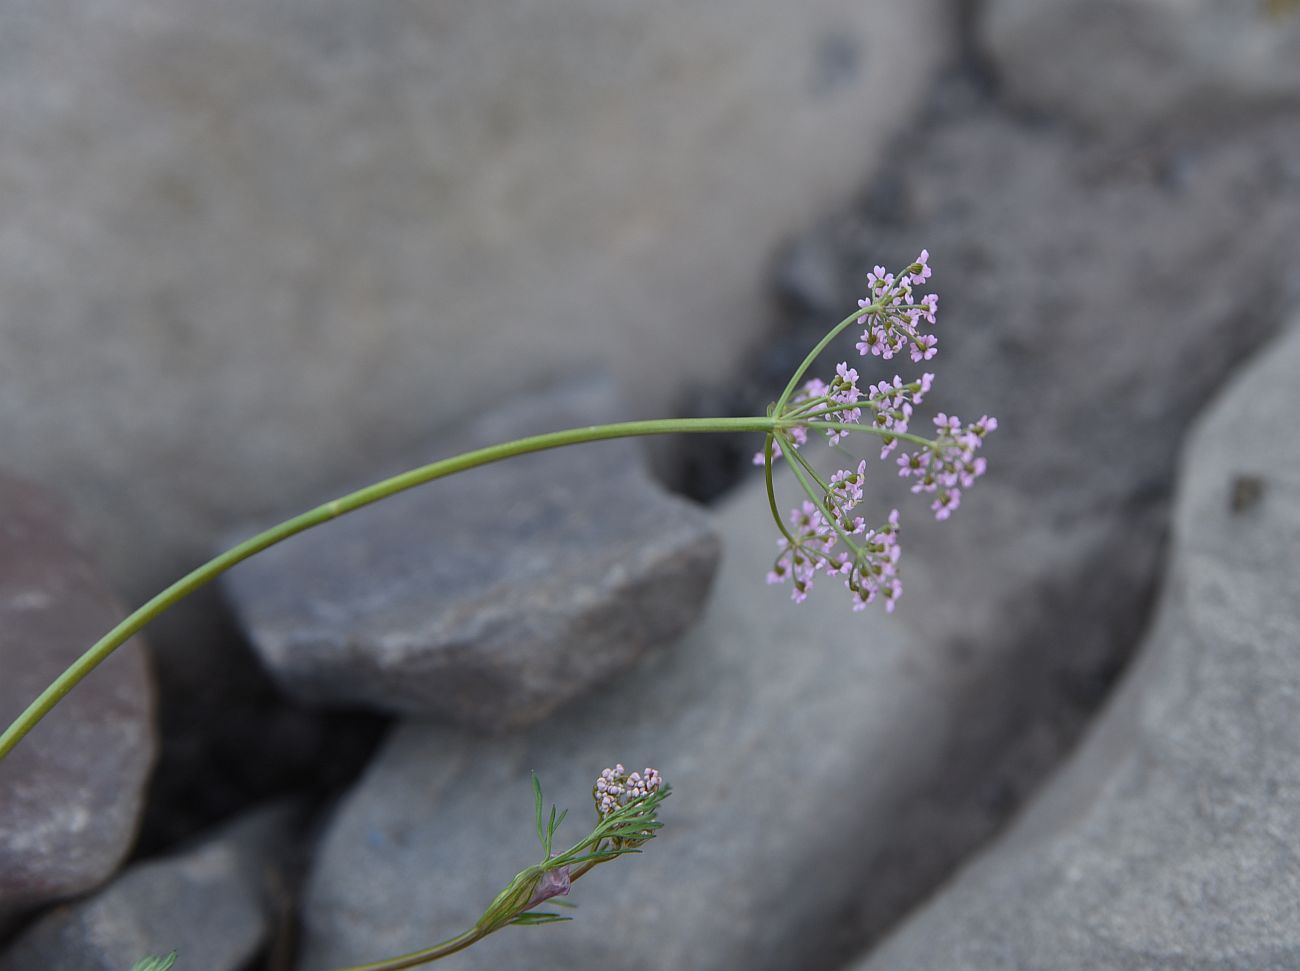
[911,334,938,362]
[918,293,938,324]
[908,249,932,284]
[931,488,961,520]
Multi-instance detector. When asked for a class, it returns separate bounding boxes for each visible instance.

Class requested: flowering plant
[3,254,991,969]
[327,767,668,971]
[758,250,996,610]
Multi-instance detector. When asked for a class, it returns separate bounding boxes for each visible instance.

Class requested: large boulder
[221,380,720,730]
[0,474,155,934]
[854,311,1300,969]
[0,804,296,971]
[0,0,952,607]
[0,0,952,858]
[294,88,1300,968]
[730,81,1300,941]
[979,0,1300,136]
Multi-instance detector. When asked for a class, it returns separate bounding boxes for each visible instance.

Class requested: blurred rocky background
[2,1,1298,969]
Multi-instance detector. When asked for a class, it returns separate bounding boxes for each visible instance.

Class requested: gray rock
[0,804,296,971]
[980,0,1300,136]
[747,84,1300,945]
[0,474,155,934]
[221,380,720,730]
[854,311,1300,969]
[0,0,952,610]
[294,96,1300,969]
[293,465,945,971]
[0,0,950,843]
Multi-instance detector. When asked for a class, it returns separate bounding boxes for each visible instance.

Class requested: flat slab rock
[0,804,294,971]
[855,314,1300,970]
[0,474,155,933]
[222,381,720,731]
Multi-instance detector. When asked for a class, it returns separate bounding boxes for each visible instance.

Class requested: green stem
[786,395,834,418]
[332,928,487,971]
[0,416,779,760]
[334,830,616,970]
[811,422,934,449]
[763,434,799,548]
[772,302,880,416]
[784,441,832,497]
[782,444,864,559]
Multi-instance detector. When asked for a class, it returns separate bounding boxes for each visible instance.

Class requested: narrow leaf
[511,912,573,926]
[532,773,545,849]
[129,954,178,971]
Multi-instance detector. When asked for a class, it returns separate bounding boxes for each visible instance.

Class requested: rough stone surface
[979,0,1300,136]
[295,87,1300,970]
[0,804,296,971]
[0,0,951,608]
[0,474,155,934]
[294,466,944,971]
[222,380,721,730]
[679,80,1300,942]
[855,312,1300,970]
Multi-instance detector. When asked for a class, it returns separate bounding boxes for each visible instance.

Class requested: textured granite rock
[293,463,941,971]
[0,474,155,933]
[222,380,720,730]
[0,804,295,971]
[854,312,1300,970]
[0,0,951,608]
[980,0,1300,136]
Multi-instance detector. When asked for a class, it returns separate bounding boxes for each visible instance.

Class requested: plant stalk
[0,416,778,760]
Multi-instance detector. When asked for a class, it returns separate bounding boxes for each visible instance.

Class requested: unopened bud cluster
[758,251,997,611]
[593,764,663,819]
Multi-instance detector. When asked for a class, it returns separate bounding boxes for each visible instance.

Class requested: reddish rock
[0,474,156,931]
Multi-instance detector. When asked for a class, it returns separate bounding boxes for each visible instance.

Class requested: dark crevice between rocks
[132,585,391,862]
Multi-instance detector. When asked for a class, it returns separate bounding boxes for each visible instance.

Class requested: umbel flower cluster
[757,251,997,612]
[594,763,663,819]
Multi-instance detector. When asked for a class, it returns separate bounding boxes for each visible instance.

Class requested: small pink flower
[931,489,961,520]
[918,293,938,324]
[908,249,932,284]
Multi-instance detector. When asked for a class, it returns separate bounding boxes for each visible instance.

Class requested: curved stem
[0,416,779,760]
[333,851,607,970]
[782,444,863,559]
[784,442,832,497]
[772,303,879,416]
[763,434,799,548]
[332,928,487,971]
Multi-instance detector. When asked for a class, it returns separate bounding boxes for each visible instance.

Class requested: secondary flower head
[757,252,997,610]
[593,764,664,820]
